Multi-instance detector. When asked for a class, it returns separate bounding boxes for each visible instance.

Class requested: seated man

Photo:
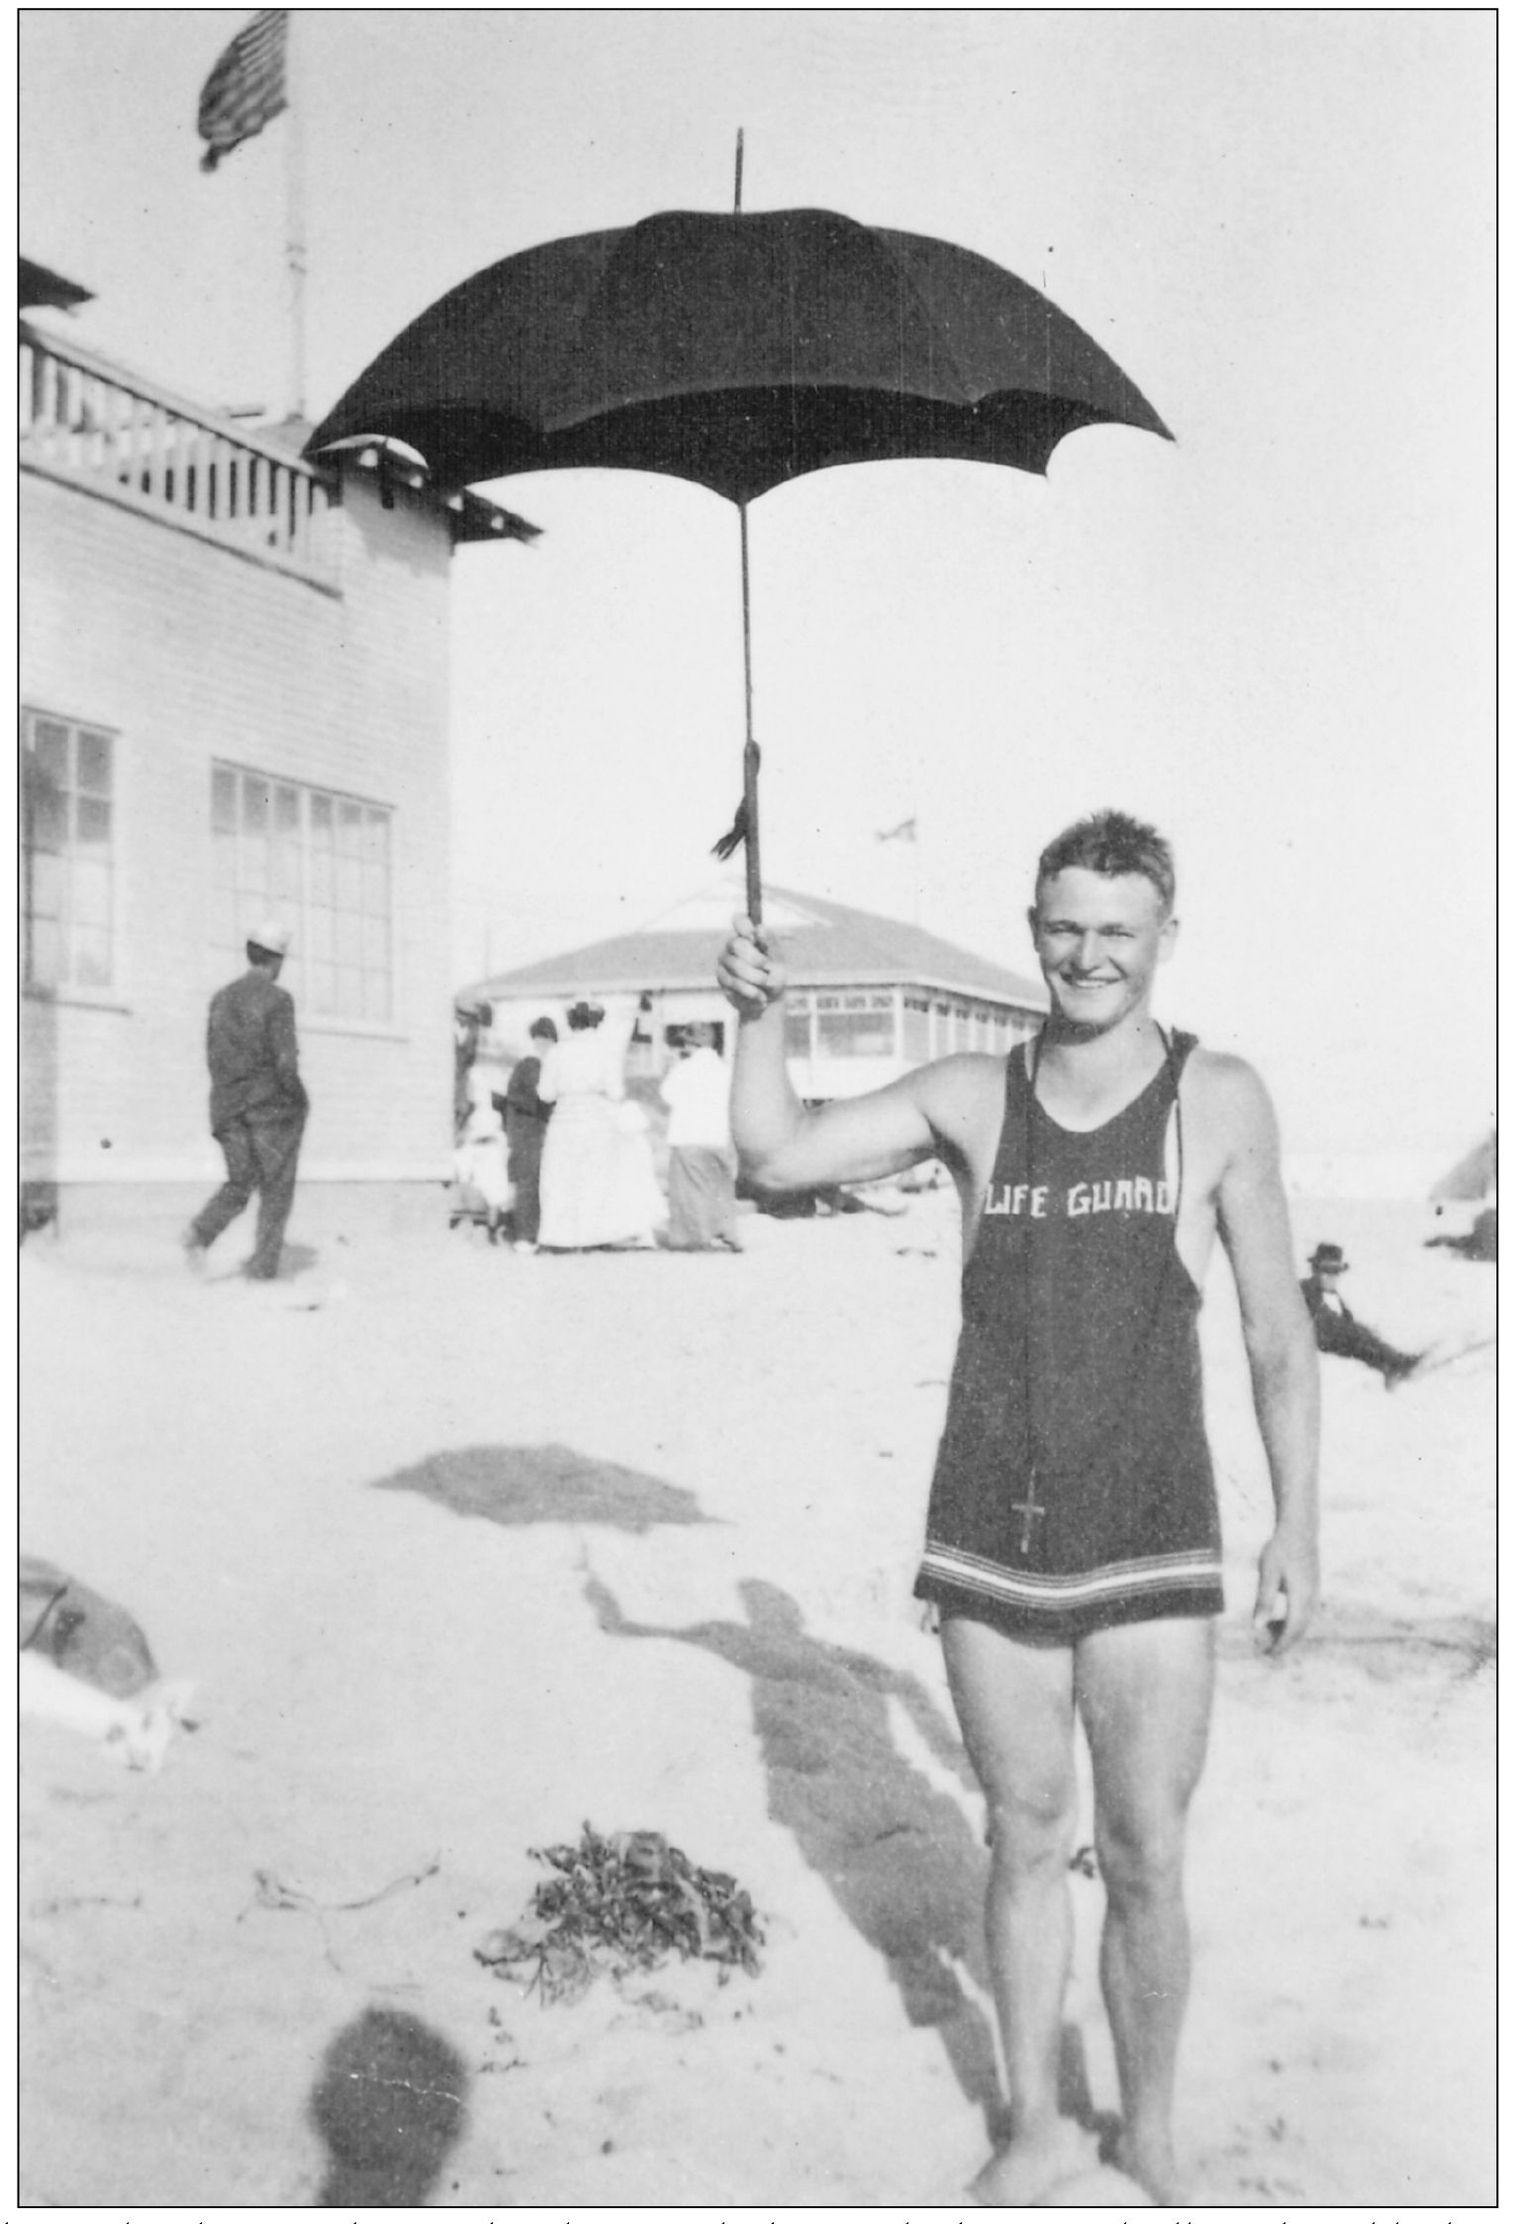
[1299,1243,1422,1387]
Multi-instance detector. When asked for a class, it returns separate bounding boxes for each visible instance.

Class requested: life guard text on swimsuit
[982,1178,1175,1218]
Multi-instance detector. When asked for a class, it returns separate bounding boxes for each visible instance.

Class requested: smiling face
[1028,867,1177,1037]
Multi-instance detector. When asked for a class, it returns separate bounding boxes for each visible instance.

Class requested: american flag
[197,10,289,173]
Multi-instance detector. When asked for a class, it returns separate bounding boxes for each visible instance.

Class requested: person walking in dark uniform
[184,922,308,1280]
[1300,1242,1422,1387]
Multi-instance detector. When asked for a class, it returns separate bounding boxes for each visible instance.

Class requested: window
[783,996,813,1059]
[21,710,115,991]
[817,995,896,1058]
[212,764,393,1022]
[902,996,931,1061]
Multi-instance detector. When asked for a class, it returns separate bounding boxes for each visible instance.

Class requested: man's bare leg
[941,1616,1097,2204]
[1075,1616,1215,2203]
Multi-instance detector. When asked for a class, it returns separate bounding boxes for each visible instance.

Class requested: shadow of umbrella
[309,2006,468,2207]
[585,1569,1004,2136]
[373,1443,715,1533]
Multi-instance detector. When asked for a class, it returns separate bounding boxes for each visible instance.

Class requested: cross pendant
[1015,1470,1045,1557]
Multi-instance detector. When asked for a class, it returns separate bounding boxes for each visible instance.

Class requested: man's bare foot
[971,2117,1096,2206]
[1110,2127,1184,2206]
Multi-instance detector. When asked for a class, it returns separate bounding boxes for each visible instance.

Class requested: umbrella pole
[738,501,763,924]
[733,134,762,925]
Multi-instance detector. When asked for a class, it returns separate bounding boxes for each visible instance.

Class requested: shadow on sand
[372,1443,716,1533]
[309,2005,468,2206]
[585,1569,1007,2136]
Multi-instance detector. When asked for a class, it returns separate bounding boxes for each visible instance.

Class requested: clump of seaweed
[474,1824,764,2005]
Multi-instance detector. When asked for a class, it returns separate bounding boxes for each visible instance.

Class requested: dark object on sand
[741,1177,907,1219]
[1467,1207,1497,1261]
[310,2007,468,2207]
[475,1822,764,2004]
[19,1179,58,1241]
[309,198,1169,922]
[19,1556,157,1698]
[1426,1206,1497,1263]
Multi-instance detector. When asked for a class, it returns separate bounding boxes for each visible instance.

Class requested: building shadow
[373,1443,715,1534]
[585,1570,1006,2137]
[309,2006,468,2207]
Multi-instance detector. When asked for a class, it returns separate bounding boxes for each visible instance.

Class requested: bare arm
[717,916,958,1193]
[1211,1058,1321,1654]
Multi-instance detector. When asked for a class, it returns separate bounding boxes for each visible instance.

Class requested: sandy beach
[18,1187,1494,2210]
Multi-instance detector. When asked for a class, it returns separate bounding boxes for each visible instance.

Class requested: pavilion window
[816,992,895,1058]
[783,995,814,1059]
[902,996,931,1061]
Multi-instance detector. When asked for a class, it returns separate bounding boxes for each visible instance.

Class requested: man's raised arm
[1211,1058,1321,1655]
[717,916,941,1196]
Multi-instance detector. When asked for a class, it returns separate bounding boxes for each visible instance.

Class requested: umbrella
[309,166,1171,918]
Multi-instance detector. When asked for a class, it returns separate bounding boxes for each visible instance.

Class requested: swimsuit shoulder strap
[1158,1026,1197,1211]
[1163,1027,1198,1075]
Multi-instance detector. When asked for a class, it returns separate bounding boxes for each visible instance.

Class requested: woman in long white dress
[535,1002,662,1250]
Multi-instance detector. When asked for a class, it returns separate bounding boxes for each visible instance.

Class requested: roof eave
[476,964,1046,1008]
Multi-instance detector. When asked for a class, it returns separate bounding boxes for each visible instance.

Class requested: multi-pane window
[783,997,813,1059]
[212,764,393,1022]
[815,991,897,1059]
[21,710,115,992]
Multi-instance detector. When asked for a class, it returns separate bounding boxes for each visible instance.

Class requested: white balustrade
[20,326,335,580]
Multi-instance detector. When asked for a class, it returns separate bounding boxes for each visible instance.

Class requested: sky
[18,9,1495,1165]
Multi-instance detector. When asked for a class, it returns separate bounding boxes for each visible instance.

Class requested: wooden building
[466,881,1047,1102]
[19,263,536,1242]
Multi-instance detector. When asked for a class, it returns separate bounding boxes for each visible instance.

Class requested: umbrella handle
[742,739,762,924]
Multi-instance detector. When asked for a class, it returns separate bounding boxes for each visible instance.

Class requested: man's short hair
[1035,810,1176,914]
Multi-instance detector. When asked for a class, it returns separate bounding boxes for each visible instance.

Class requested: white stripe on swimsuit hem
[918,1542,1221,1613]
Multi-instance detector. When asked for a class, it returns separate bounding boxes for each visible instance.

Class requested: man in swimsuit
[716,810,1319,2205]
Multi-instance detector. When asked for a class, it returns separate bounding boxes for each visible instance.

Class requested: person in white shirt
[659,1023,742,1252]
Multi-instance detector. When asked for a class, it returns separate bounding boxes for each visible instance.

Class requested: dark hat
[1308,1242,1348,1271]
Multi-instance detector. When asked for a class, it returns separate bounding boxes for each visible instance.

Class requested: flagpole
[284,10,308,421]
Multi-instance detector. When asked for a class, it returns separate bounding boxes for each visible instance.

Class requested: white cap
[249,920,292,956]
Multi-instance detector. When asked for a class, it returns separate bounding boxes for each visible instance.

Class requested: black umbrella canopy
[308,206,1171,502]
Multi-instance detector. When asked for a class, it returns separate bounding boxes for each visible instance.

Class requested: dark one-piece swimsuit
[914,1028,1225,1644]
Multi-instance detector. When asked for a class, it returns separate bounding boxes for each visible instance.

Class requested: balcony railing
[19,323,336,583]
